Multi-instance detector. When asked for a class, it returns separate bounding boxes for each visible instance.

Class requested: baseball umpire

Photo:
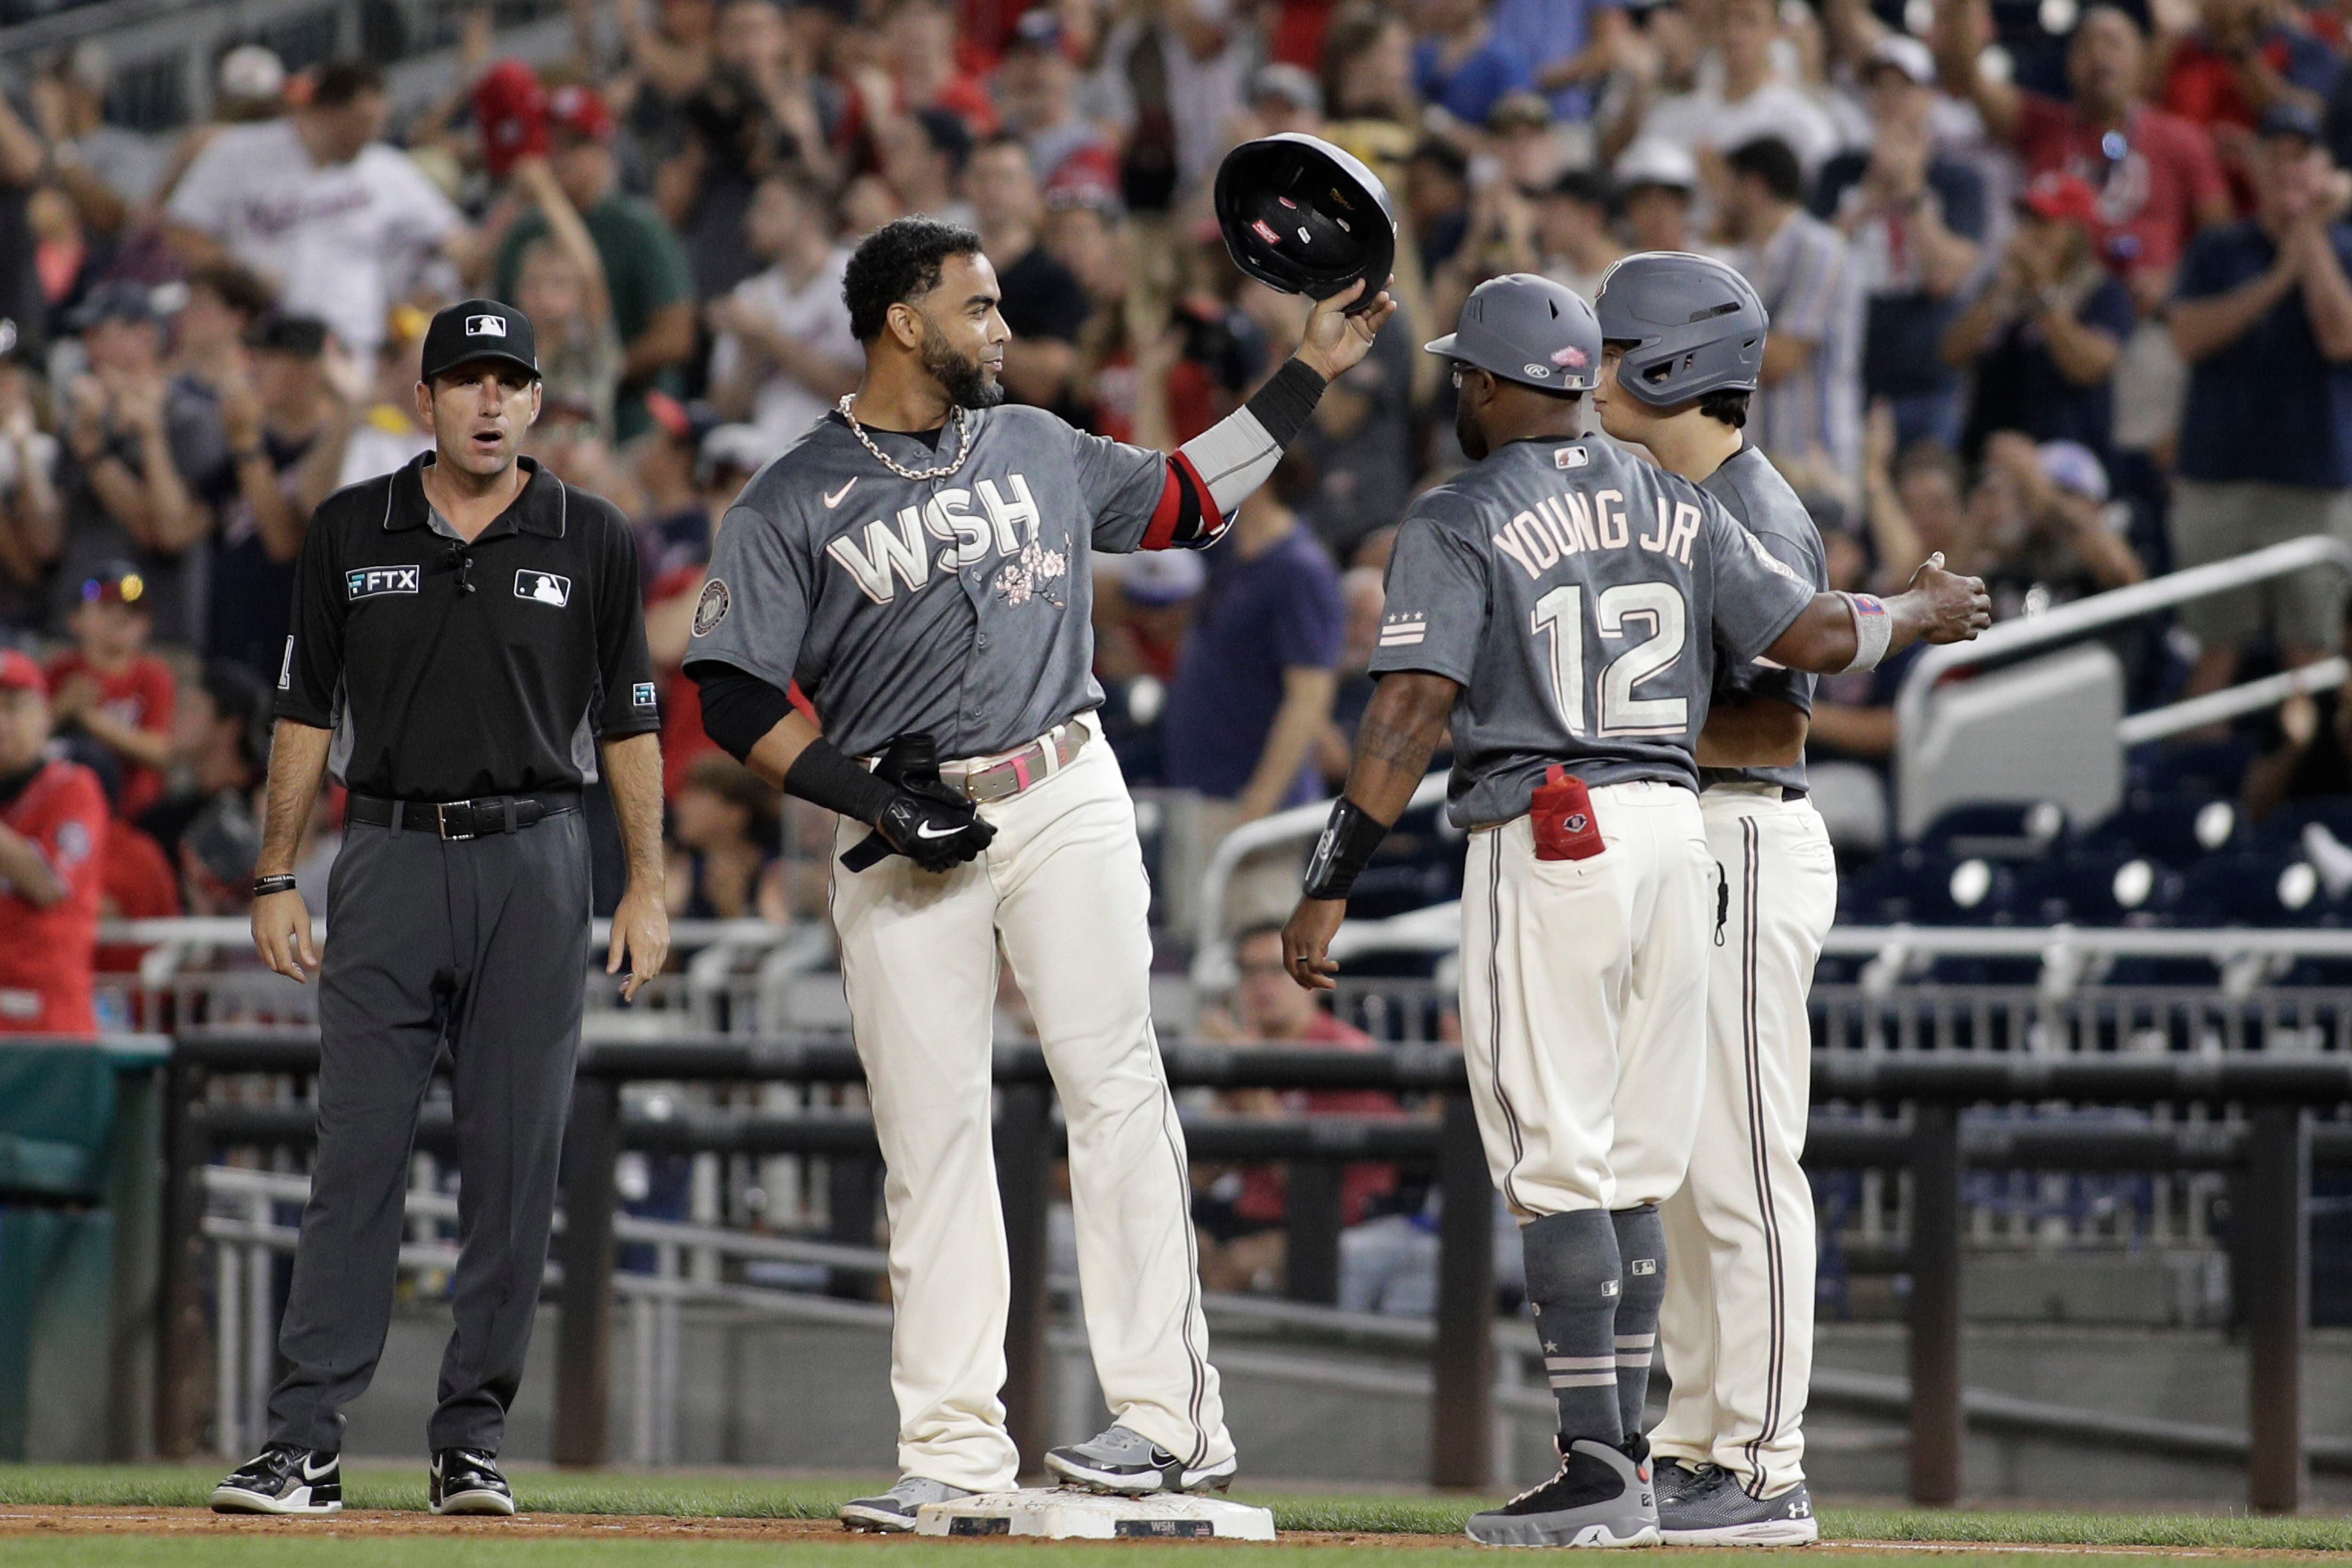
[1592,251,1835,1545]
[1280,274,1985,1548]
[214,299,669,1518]
[683,215,1392,1528]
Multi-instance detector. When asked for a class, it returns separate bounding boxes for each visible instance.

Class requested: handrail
[1190,771,1450,990]
[100,915,794,948]
[1893,535,2352,753]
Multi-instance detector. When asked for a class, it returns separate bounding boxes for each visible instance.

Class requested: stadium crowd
[0,0,2350,1038]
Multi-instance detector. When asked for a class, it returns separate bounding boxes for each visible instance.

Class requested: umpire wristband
[253,874,298,898]
[783,738,898,826]
[1302,796,1390,901]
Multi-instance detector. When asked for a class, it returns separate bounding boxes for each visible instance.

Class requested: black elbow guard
[691,662,797,762]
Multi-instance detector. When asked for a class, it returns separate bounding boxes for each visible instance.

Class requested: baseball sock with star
[1520,1209,1623,1445]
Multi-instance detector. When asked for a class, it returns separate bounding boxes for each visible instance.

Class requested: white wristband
[1840,592,1893,673]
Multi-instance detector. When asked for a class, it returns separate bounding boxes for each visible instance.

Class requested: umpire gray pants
[268,808,590,1455]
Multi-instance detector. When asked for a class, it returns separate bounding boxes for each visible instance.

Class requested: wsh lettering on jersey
[824,476,1057,605]
[1491,484,1705,580]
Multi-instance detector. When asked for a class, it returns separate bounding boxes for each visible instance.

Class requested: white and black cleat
[839,1475,973,1532]
[1044,1424,1238,1495]
[430,1449,516,1515]
[211,1445,342,1515]
[1466,1435,1661,1548]
[1658,1465,1819,1546]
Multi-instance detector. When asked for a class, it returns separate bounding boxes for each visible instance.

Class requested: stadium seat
[2128,735,2260,798]
[2010,852,2182,927]
[2170,852,2334,928]
[1836,848,2018,927]
[2079,792,2248,867]
[1915,800,2069,861]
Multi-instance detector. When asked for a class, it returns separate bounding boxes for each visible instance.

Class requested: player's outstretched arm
[1280,670,1459,991]
[1764,553,1991,676]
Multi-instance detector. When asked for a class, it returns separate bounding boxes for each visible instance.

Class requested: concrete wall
[333,1301,2352,1507]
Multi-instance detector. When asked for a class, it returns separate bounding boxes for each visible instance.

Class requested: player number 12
[1531,581,1690,739]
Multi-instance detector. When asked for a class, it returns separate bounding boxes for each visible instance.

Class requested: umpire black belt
[348,790,581,841]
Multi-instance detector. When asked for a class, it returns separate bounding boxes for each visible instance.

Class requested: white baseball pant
[829,712,1232,1492]
[1458,780,1713,1219]
[1653,786,1837,1496]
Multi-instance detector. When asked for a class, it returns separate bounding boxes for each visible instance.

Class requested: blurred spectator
[512,155,624,441]
[667,753,784,920]
[1191,922,1400,1294]
[1632,0,1839,180]
[1163,455,1344,927]
[1413,0,1532,131]
[170,261,276,381]
[637,391,726,577]
[321,306,435,491]
[883,0,999,135]
[142,660,267,865]
[495,83,696,441]
[1097,548,1205,685]
[1094,0,1253,199]
[0,334,61,615]
[0,86,48,351]
[178,788,262,917]
[706,167,859,451]
[1535,169,1625,301]
[28,44,165,239]
[1242,62,1326,140]
[1316,562,1387,786]
[1320,6,1421,191]
[2168,103,2352,697]
[1934,0,2229,311]
[205,315,334,679]
[166,63,468,365]
[1972,432,2146,615]
[1615,137,1708,257]
[645,422,767,799]
[1405,138,1472,275]
[1817,35,1986,450]
[1499,0,1633,122]
[1943,172,2134,462]
[0,652,103,1034]
[994,10,1119,192]
[871,105,979,226]
[1725,136,1865,478]
[47,560,173,820]
[968,136,1092,411]
[2160,0,2341,202]
[54,282,220,645]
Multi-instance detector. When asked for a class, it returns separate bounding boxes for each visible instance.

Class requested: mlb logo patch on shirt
[347,565,420,600]
[516,569,571,607]
[1555,446,1590,469]
[1379,612,1427,648]
[632,681,657,708]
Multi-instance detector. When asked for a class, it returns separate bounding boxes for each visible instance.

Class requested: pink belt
[939,723,1089,804]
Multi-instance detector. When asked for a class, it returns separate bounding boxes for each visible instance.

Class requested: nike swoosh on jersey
[823,478,858,508]
[914,822,967,839]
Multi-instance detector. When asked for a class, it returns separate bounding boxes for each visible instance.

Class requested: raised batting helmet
[1423,273,1602,392]
[1592,251,1768,407]
[1214,134,1398,315]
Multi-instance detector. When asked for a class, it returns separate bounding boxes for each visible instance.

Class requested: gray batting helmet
[1592,251,1768,407]
[1423,273,1602,393]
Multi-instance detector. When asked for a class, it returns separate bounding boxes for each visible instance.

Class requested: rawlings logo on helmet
[1522,363,1553,379]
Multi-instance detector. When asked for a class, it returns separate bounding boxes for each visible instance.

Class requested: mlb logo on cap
[421,299,540,383]
[466,315,509,338]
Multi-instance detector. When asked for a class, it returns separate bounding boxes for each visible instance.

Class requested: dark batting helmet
[1592,251,1768,407]
[1214,134,1398,314]
[1423,273,1602,392]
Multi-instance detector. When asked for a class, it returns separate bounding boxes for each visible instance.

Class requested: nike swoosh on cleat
[914,822,965,839]
[824,478,858,508]
[302,1456,336,1481]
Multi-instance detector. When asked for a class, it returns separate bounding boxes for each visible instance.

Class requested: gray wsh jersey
[1369,435,1816,827]
[1696,444,1830,796]
[686,406,1170,759]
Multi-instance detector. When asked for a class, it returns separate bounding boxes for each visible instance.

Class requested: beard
[922,321,1005,412]
[1454,391,1488,462]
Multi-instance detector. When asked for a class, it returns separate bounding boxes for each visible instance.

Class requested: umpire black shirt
[276,453,659,801]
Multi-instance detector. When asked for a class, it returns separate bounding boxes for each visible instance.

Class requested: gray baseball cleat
[1045,1424,1238,1494]
[838,1475,973,1532]
[1658,1464,1819,1546]
[1651,1454,1705,1508]
[1466,1435,1660,1547]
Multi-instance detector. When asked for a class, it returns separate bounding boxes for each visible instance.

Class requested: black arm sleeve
[691,661,798,763]
[1242,357,1328,450]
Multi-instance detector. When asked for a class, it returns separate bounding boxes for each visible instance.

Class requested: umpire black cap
[1214,134,1398,315]
[1592,251,1767,407]
[1424,272,1603,392]
[420,299,540,383]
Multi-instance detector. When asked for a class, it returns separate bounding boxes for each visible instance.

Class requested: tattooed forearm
[1343,672,1459,825]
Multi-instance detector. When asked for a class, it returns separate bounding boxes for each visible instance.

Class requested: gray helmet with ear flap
[1592,251,1768,406]
[1423,273,1602,392]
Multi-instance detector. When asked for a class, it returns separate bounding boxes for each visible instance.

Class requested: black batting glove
[873,789,996,873]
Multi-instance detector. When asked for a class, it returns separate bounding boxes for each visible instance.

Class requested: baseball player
[1280,274,1985,1548]
[1593,251,1836,1545]
[684,216,1395,1529]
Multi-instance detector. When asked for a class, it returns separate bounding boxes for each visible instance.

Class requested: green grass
[2,1465,2351,1561]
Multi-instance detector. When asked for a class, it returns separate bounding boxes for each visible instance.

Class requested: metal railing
[1895,535,2352,755]
[157,1030,2352,1510]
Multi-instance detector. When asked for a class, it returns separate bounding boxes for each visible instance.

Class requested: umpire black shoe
[211,1445,342,1515]
[430,1449,516,1516]
[1466,1433,1660,1547]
